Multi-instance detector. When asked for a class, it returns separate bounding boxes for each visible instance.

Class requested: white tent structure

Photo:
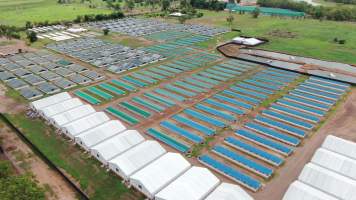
[39,98,83,118]
[75,120,126,151]
[322,135,356,160]
[90,130,145,165]
[61,112,110,139]
[283,181,338,200]
[129,152,191,199]
[298,163,356,199]
[30,92,71,111]
[283,135,356,200]
[205,183,254,200]
[108,140,166,181]
[232,37,264,46]
[155,167,220,200]
[49,105,96,128]
[311,148,356,180]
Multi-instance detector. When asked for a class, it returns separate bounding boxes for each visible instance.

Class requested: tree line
[325,0,356,5]
[257,0,356,21]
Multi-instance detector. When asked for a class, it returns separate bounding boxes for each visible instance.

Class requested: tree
[103,28,110,35]
[26,31,38,43]
[25,21,33,29]
[125,0,135,11]
[252,7,260,18]
[178,15,189,24]
[161,0,171,11]
[226,13,234,30]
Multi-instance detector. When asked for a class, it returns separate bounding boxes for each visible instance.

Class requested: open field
[0,0,111,26]
[188,10,356,64]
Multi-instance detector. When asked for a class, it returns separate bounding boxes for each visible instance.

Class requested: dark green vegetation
[258,0,356,21]
[4,114,143,200]
[0,160,45,200]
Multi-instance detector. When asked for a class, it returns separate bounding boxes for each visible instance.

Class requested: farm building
[48,104,96,128]
[205,183,254,200]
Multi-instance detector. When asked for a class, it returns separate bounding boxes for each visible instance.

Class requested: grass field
[4,113,143,200]
[0,0,111,26]
[189,10,356,64]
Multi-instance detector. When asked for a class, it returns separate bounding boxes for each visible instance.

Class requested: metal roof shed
[68,74,92,85]
[53,78,77,89]
[75,120,126,151]
[82,70,105,81]
[283,181,338,200]
[129,152,191,199]
[23,74,46,85]
[13,68,32,77]
[49,104,96,128]
[0,71,16,81]
[40,71,61,81]
[108,140,166,181]
[30,92,71,110]
[7,78,29,90]
[19,87,43,100]
[37,82,61,94]
[90,130,145,165]
[55,67,75,77]
[155,167,220,200]
[205,182,253,200]
[3,62,22,71]
[40,98,83,118]
[61,112,110,139]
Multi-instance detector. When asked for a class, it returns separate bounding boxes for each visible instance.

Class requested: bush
[197,12,204,18]
[26,31,38,43]
[103,28,110,35]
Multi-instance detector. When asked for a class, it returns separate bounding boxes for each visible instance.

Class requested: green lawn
[189,10,356,64]
[0,0,111,27]
[4,113,143,200]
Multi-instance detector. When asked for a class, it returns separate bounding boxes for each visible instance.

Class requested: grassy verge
[4,113,142,200]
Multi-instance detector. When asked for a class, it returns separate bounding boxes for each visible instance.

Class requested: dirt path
[251,88,356,200]
[0,121,78,200]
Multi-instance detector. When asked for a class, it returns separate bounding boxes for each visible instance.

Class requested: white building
[322,135,356,160]
[61,112,110,139]
[40,98,83,118]
[75,120,126,151]
[129,152,191,199]
[30,92,71,111]
[49,104,96,128]
[155,167,220,200]
[90,130,145,165]
[205,183,254,200]
[108,140,166,181]
[283,181,338,200]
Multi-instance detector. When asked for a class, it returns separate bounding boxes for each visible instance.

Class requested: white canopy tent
[311,148,356,180]
[322,135,356,160]
[40,98,83,118]
[232,37,264,46]
[205,183,254,200]
[49,105,96,128]
[75,120,126,151]
[283,181,338,200]
[129,152,191,199]
[108,140,166,181]
[61,112,110,139]
[30,92,71,111]
[298,163,356,199]
[90,130,145,165]
[155,167,220,200]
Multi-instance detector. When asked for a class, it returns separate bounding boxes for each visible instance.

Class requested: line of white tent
[283,135,356,200]
[30,92,253,200]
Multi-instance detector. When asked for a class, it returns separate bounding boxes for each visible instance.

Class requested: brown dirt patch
[0,123,77,200]
[268,29,297,39]
[0,37,35,56]
[0,84,27,114]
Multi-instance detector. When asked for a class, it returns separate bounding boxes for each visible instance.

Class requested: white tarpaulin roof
[130,152,191,198]
[299,163,356,199]
[283,181,338,200]
[322,135,356,160]
[49,104,96,127]
[75,120,126,150]
[91,130,145,162]
[311,148,356,180]
[31,92,71,110]
[232,37,263,46]
[205,183,254,200]
[41,98,83,117]
[62,112,109,138]
[109,140,166,179]
[155,167,220,200]
[283,135,356,200]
